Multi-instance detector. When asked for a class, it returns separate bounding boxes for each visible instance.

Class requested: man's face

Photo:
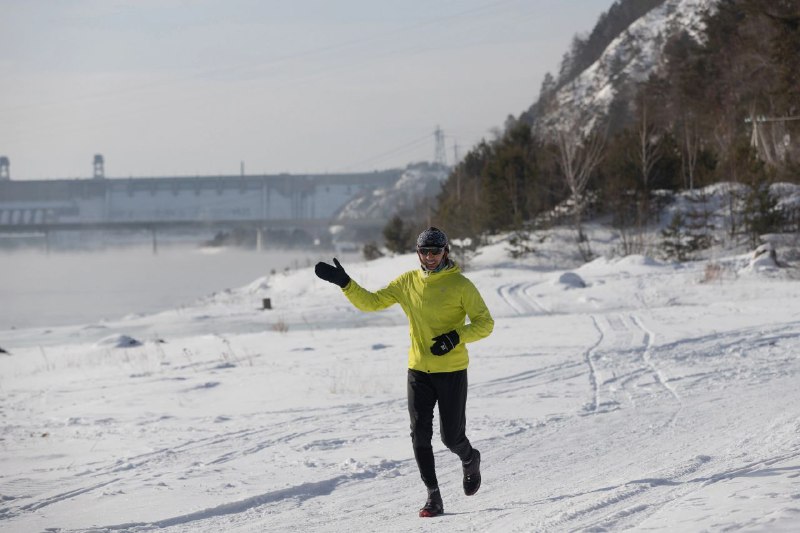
[417,246,445,270]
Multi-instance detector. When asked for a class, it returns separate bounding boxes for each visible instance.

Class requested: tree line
[383,0,800,261]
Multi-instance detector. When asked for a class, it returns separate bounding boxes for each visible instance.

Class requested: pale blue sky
[1,0,615,179]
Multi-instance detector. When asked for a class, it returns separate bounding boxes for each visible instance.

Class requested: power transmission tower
[434,126,447,167]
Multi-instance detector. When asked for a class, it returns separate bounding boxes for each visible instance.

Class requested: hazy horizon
[2,0,615,180]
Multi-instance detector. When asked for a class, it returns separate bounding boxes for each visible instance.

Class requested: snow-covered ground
[2,229,800,532]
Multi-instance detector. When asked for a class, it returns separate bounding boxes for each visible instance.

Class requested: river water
[0,245,343,329]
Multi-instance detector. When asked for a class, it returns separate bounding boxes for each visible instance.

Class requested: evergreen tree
[742,184,786,249]
[382,215,415,254]
[660,213,693,262]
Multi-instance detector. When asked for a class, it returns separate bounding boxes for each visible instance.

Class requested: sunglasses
[417,246,445,256]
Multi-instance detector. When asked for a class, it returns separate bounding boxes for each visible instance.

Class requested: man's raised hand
[314,258,351,288]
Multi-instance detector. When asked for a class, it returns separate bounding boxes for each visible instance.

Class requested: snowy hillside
[334,164,447,222]
[533,0,717,135]
[2,223,800,531]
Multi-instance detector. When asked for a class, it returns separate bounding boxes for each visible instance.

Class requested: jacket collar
[420,259,458,277]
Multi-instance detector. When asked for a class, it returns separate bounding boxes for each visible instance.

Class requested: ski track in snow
[584,313,688,417]
[497,281,550,316]
[584,315,605,413]
[631,314,682,425]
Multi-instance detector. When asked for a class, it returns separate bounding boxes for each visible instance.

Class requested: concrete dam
[0,170,403,247]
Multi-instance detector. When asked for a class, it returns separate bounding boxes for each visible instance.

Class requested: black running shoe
[463,449,481,496]
[419,487,444,517]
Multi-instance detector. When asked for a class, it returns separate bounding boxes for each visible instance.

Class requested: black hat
[416,227,449,249]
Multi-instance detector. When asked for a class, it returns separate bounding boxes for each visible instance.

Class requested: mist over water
[0,246,342,329]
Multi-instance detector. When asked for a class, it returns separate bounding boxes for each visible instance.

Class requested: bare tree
[680,114,700,190]
[629,101,666,254]
[637,105,664,191]
[555,118,606,261]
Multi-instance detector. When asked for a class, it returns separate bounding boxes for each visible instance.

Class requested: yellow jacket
[342,262,494,373]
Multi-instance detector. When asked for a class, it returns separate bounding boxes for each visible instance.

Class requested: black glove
[431,330,460,356]
[314,258,351,288]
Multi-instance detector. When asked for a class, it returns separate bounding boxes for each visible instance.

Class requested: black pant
[407,368,473,489]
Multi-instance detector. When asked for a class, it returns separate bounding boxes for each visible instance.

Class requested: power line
[335,132,434,172]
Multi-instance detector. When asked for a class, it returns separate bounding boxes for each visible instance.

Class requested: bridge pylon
[0,156,9,180]
[93,154,105,179]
